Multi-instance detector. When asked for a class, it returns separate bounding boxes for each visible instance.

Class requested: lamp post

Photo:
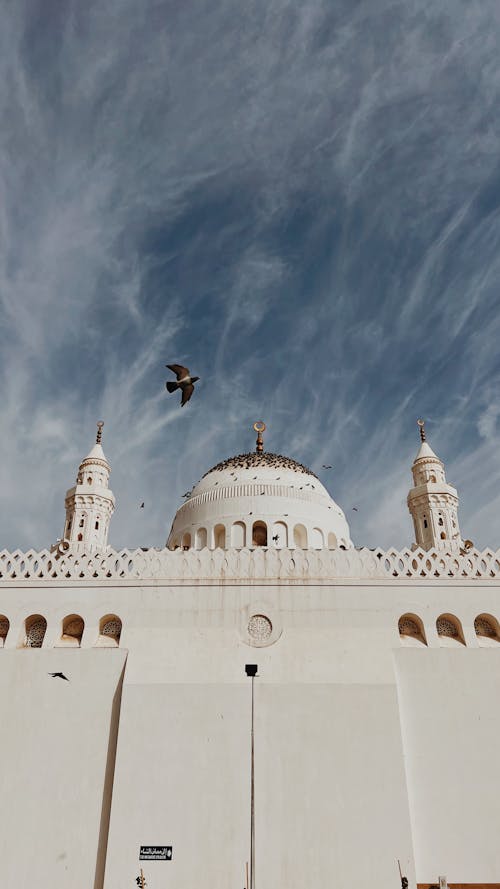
[245,664,258,889]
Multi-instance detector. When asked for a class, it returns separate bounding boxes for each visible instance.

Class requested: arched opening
[25,614,47,649]
[436,613,465,646]
[231,521,246,548]
[195,527,208,550]
[271,521,287,548]
[311,528,324,549]
[430,474,437,483]
[328,532,337,550]
[474,613,500,645]
[214,524,226,548]
[0,615,9,647]
[98,614,122,647]
[440,531,446,540]
[181,532,192,550]
[293,524,308,549]
[398,613,427,646]
[61,614,84,647]
[252,521,267,547]
[77,533,83,541]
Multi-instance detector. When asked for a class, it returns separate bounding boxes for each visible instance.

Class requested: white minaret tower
[407,419,462,552]
[60,421,115,553]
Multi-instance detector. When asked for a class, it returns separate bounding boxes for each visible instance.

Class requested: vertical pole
[250,673,255,889]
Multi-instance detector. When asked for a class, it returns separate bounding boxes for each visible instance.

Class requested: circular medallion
[248,614,272,641]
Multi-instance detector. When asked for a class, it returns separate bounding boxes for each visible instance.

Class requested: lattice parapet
[1,545,500,582]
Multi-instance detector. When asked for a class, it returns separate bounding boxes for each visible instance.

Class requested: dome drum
[167,451,351,551]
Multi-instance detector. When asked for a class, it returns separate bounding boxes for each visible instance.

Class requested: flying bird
[352,506,358,511]
[322,465,332,469]
[272,534,279,543]
[165,364,200,406]
[140,502,144,508]
[48,672,69,681]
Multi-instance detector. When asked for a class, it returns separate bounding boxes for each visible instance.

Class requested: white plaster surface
[395,648,500,883]
[0,649,126,887]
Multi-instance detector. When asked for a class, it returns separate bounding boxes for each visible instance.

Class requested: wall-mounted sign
[139,846,172,861]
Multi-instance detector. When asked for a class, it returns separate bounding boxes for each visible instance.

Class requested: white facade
[60,422,115,553]
[0,423,499,889]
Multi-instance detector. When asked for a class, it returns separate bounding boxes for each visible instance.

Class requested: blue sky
[2,0,500,552]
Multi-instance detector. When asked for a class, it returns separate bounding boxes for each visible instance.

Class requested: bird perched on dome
[165,364,200,406]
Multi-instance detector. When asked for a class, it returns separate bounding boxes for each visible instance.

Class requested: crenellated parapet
[1,544,500,582]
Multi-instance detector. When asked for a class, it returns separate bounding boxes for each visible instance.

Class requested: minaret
[407,420,462,552]
[60,422,115,552]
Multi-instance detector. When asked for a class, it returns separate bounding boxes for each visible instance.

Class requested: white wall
[395,648,500,884]
[0,649,126,888]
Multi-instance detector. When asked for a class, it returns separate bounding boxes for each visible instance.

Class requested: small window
[99,615,122,646]
[25,614,47,648]
[95,520,99,530]
[440,531,446,539]
[398,614,427,646]
[252,521,267,547]
[181,532,191,549]
[77,533,83,541]
[438,517,444,526]
[214,524,226,548]
[87,477,93,485]
[79,518,84,528]
[0,615,9,647]
[474,614,500,643]
[436,614,465,646]
[423,518,428,528]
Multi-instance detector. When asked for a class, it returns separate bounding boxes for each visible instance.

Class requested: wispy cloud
[2,0,500,551]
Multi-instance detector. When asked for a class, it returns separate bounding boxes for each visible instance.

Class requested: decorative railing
[0,545,500,582]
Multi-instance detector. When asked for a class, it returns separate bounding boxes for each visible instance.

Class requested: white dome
[167,451,352,551]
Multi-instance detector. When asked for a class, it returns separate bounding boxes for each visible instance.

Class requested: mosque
[1,419,500,889]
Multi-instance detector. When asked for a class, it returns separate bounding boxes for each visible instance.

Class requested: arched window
[430,474,437,483]
[474,613,500,644]
[423,517,428,529]
[25,614,47,648]
[61,614,84,646]
[398,613,427,646]
[77,533,83,541]
[328,532,337,550]
[311,528,324,549]
[271,521,287,548]
[252,521,267,547]
[195,527,207,550]
[436,613,465,646]
[293,524,308,549]
[214,524,226,548]
[440,531,446,540]
[98,615,122,647]
[0,615,9,647]
[231,521,246,548]
[181,532,191,550]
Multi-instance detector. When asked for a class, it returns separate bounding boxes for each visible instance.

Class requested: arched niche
[181,532,192,550]
[60,614,85,647]
[328,532,337,550]
[98,614,122,647]
[436,613,465,646]
[195,527,207,550]
[0,615,9,647]
[311,527,324,549]
[271,521,288,548]
[231,521,246,549]
[214,524,226,548]
[293,524,308,549]
[474,613,500,646]
[252,521,267,547]
[25,614,47,649]
[398,613,427,646]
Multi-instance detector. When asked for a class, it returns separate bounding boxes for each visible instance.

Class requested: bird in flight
[140,502,145,508]
[48,672,69,681]
[322,464,332,469]
[165,364,200,406]
[272,534,279,543]
[352,506,358,511]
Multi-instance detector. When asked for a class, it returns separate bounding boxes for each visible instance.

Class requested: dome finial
[253,421,266,454]
[417,418,426,442]
[96,420,104,444]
